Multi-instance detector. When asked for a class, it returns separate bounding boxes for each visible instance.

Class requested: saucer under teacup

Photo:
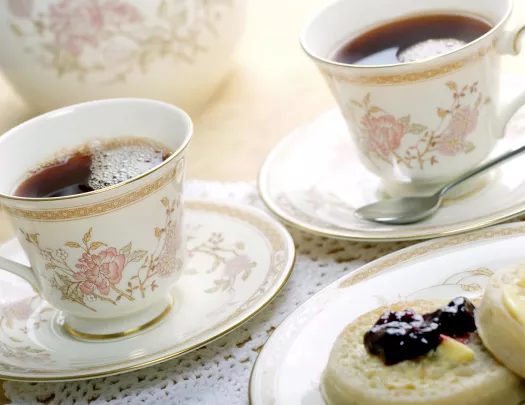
[259,80,525,241]
[0,200,294,381]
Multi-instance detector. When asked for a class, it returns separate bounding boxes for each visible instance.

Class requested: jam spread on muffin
[364,297,476,365]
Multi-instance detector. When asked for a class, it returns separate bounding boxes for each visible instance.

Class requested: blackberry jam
[364,297,476,365]
[423,297,476,337]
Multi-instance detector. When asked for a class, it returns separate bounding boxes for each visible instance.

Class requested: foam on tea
[333,13,493,66]
[14,138,173,198]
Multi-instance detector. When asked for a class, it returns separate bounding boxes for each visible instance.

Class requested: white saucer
[0,200,295,382]
[259,80,525,241]
[249,220,525,405]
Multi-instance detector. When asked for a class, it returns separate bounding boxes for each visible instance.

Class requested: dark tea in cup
[332,13,493,65]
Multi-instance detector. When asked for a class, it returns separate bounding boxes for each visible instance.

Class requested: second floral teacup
[0,99,192,340]
[301,0,525,197]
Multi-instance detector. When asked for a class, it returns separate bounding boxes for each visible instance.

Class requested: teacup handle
[496,25,525,138]
[0,256,41,292]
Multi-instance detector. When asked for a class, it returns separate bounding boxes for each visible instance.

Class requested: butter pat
[436,336,475,363]
[503,286,525,326]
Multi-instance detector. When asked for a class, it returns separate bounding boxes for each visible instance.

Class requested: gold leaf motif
[90,242,105,251]
[437,108,448,118]
[484,97,492,105]
[363,93,371,106]
[155,227,163,239]
[65,242,81,248]
[45,263,57,270]
[368,106,384,114]
[120,242,132,258]
[409,124,427,134]
[461,284,481,293]
[10,23,23,37]
[446,81,458,91]
[464,142,475,154]
[475,93,483,109]
[30,233,39,245]
[129,250,147,263]
[83,228,92,244]
[351,100,363,108]
[8,337,23,343]
[398,115,411,130]
[161,197,169,207]
[470,267,493,277]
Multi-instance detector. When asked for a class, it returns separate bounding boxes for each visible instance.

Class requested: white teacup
[0,99,192,340]
[301,0,525,197]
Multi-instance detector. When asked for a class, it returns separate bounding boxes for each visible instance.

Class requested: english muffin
[321,299,525,405]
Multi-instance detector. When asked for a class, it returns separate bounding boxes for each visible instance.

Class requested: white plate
[0,200,295,381]
[259,77,525,242]
[249,221,525,405]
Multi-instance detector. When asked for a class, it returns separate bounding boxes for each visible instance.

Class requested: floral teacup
[0,99,192,340]
[301,0,525,197]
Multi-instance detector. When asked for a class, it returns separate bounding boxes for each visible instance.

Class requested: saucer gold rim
[0,257,295,382]
[0,200,296,382]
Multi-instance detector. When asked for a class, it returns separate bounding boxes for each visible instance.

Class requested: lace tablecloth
[0,180,501,404]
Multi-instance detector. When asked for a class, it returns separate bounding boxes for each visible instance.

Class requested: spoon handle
[439,143,525,197]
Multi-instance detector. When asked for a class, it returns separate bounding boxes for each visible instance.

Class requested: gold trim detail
[63,296,174,341]
[0,100,192,203]
[319,45,493,85]
[442,178,488,206]
[0,200,296,381]
[2,159,183,222]
[340,225,525,288]
[513,25,525,55]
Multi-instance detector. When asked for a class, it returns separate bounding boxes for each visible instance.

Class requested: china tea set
[0,0,524,398]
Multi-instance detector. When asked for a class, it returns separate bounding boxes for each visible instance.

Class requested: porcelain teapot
[0,0,245,115]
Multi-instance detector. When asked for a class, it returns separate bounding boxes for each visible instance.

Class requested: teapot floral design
[0,0,246,113]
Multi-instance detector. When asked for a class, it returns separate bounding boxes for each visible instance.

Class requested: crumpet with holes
[321,300,525,405]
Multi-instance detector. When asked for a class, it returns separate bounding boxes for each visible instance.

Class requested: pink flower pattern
[48,0,141,56]
[361,115,405,157]
[22,196,183,312]
[438,132,466,156]
[450,106,479,137]
[73,248,125,295]
[352,81,489,169]
[8,0,231,83]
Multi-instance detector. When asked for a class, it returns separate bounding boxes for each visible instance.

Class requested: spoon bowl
[354,194,442,225]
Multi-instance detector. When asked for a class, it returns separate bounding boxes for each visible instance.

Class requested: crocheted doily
[2,180,422,405]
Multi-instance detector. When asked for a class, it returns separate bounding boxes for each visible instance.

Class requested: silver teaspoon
[354,143,525,225]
